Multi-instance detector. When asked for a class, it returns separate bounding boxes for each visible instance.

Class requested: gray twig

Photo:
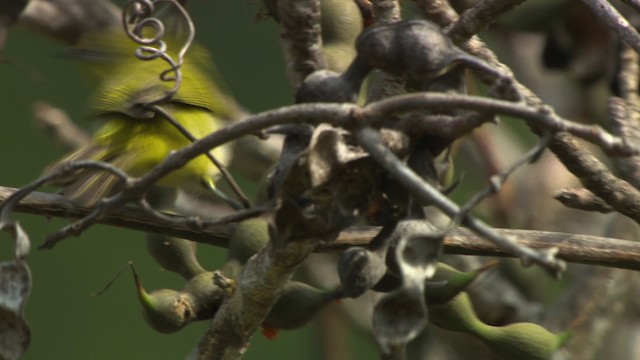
[355,127,565,275]
[3,186,640,270]
[581,0,640,55]
[554,188,614,213]
[32,101,91,151]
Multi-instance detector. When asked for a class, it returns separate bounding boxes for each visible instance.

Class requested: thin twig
[548,132,640,224]
[554,188,613,213]
[415,0,640,224]
[581,0,640,55]
[29,103,356,248]
[363,93,633,155]
[354,127,565,275]
[151,105,251,209]
[446,0,526,44]
[618,43,640,104]
[3,186,640,270]
[7,94,637,247]
[0,161,129,226]
[611,43,640,188]
[0,186,232,246]
[32,101,91,151]
[18,0,120,44]
[456,132,551,224]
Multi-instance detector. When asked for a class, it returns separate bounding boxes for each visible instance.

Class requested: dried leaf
[308,125,367,187]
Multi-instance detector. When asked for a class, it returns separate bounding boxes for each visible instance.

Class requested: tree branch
[5,186,640,271]
[3,94,635,248]
[415,0,640,225]
[276,0,326,90]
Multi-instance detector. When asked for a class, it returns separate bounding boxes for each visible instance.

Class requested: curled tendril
[121,0,195,105]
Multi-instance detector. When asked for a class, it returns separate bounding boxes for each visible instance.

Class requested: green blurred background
[0,1,377,359]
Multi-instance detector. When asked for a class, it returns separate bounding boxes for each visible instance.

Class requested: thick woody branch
[276,0,326,90]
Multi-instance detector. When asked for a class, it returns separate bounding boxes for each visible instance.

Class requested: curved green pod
[429,292,570,360]
[146,233,206,280]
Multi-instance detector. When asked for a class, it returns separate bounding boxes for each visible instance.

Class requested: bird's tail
[44,145,140,207]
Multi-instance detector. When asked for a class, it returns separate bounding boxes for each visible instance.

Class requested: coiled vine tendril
[121,0,195,105]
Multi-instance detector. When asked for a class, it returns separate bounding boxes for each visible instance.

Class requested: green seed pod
[182,271,226,321]
[321,0,363,72]
[429,292,570,359]
[228,218,270,264]
[426,262,496,305]
[263,282,342,330]
[132,267,194,334]
[428,292,486,334]
[481,322,571,360]
[146,233,205,280]
[222,218,271,278]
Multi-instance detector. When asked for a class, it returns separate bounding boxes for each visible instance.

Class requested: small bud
[146,233,205,280]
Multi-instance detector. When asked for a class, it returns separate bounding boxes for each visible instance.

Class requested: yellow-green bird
[46,27,240,207]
